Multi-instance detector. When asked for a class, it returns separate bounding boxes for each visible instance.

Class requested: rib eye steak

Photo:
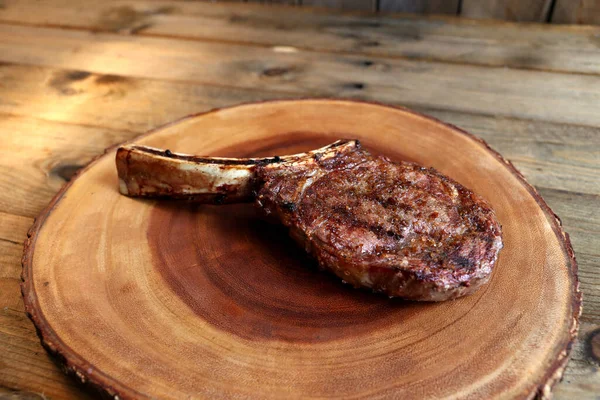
[116,140,503,301]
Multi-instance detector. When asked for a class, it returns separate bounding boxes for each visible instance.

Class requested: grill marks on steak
[255,150,503,301]
[116,140,503,301]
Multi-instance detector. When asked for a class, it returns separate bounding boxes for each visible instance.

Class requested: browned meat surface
[255,148,503,301]
[117,140,503,301]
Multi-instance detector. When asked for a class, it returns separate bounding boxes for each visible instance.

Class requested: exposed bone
[116,140,359,203]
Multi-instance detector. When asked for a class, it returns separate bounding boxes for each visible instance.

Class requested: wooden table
[0,1,598,398]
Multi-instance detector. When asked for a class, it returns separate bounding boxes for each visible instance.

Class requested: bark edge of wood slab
[115,140,504,302]
[21,99,581,400]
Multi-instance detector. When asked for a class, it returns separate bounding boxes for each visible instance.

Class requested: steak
[116,140,503,301]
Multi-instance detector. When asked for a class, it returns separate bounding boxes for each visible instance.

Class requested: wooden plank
[575,254,600,323]
[0,212,31,245]
[1,25,600,129]
[379,0,459,14]
[0,235,24,285]
[303,0,376,11]
[429,111,600,196]
[552,0,600,25]
[536,188,600,262]
[0,64,597,221]
[0,304,93,399]
[555,321,600,399]
[1,1,600,75]
[0,113,138,217]
[0,63,280,133]
[0,212,30,308]
[461,0,554,22]
[0,211,92,399]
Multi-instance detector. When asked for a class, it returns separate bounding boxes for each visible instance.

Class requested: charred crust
[130,147,291,166]
[452,256,475,269]
[130,146,267,165]
[281,201,297,212]
[385,230,404,240]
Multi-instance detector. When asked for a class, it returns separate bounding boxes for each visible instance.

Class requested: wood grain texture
[379,0,459,14]
[552,0,600,25]
[2,0,600,75]
[0,114,137,218]
[0,1,597,398]
[0,63,282,134]
[22,100,580,399]
[461,0,554,22]
[1,25,600,128]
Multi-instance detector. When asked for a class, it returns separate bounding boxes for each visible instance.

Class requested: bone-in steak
[116,140,503,301]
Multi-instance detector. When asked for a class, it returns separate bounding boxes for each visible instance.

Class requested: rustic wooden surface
[460,0,554,22]
[0,0,598,398]
[148,0,600,24]
[552,0,600,25]
[378,0,459,14]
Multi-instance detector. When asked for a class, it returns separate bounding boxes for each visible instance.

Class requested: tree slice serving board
[22,100,580,399]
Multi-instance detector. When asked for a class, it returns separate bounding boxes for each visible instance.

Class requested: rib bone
[116,140,359,203]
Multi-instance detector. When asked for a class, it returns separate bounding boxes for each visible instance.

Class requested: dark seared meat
[117,140,503,301]
[255,149,503,301]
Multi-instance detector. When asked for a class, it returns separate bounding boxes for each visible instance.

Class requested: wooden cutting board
[22,99,580,399]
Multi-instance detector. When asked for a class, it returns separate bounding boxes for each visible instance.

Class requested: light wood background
[0,0,599,399]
